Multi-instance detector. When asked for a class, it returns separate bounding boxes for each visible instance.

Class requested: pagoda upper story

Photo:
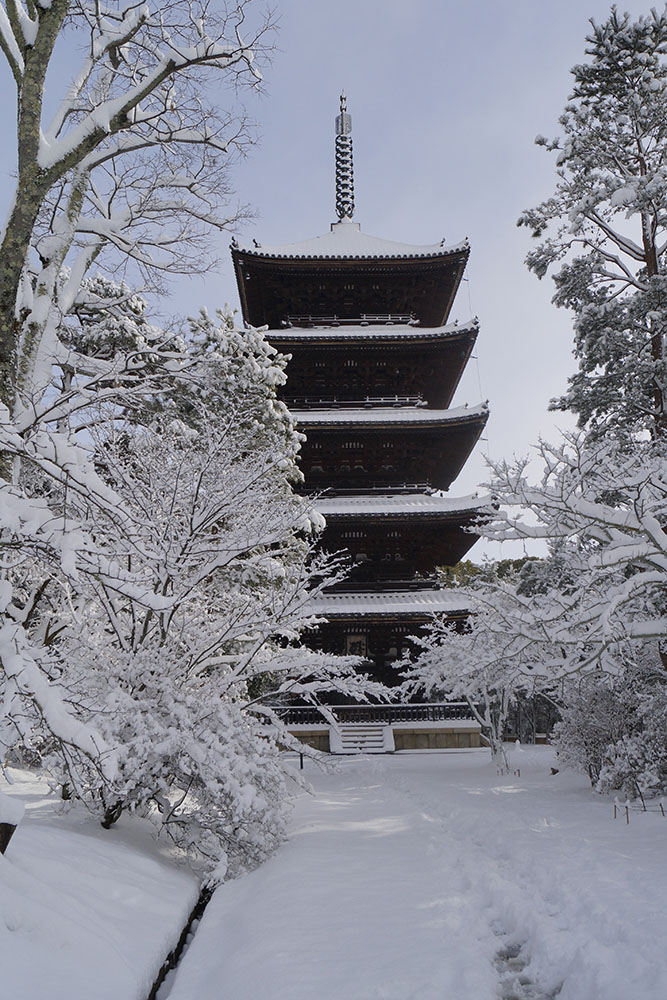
[232,219,469,329]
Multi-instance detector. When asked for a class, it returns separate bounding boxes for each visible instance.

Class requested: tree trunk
[0,0,70,413]
[640,212,666,438]
[0,184,45,411]
[101,801,124,829]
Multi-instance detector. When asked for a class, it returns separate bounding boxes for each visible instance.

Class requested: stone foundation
[290,729,330,753]
[289,726,481,753]
[392,728,481,750]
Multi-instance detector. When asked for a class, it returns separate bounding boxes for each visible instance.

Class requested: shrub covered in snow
[552,647,667,802]
[597,686,667,802]
[551,674,640,785]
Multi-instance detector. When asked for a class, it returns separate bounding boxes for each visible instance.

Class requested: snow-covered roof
[234,219,468,261]
[292,403,487,427]
[269,319,478,342]
[308,588,470,618]
[315,492,493,518]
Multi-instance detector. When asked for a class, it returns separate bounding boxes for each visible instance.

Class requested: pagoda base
[282,704,482,754]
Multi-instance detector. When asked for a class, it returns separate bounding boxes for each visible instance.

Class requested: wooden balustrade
[276,702,474,726]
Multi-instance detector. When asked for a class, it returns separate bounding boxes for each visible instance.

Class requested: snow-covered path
[167,748,667,1000]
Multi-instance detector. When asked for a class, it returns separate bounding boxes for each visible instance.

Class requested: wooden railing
[276,703,474,726]
[286,394,425,409]
[315,483,433,496]
[284,313,415,327]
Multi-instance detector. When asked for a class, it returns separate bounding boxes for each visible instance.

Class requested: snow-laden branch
[0,0,270,415]
[0,619,117,781]
[0,3,24,82]
[587,208,647,263]
[38,36,253,173]
[2,302,377,874]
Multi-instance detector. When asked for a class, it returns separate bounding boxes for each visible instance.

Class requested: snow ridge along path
[165,748,667,1000]
[0,771,199,1000]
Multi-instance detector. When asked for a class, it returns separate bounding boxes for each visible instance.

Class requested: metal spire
[335,92,354,220]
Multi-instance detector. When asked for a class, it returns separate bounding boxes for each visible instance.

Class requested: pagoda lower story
[231,96,489,750]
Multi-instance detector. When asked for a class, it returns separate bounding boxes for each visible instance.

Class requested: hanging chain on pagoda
[335,93,354,220]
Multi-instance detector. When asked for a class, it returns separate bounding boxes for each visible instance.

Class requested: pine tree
[519,6,667,440]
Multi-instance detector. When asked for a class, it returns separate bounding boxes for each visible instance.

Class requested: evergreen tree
[519,6,667,440]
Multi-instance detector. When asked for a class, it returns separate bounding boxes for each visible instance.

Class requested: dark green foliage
[518,6,667,440]
[438,557,538,588]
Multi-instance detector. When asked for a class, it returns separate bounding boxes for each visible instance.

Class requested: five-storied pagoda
[231,97,489,752]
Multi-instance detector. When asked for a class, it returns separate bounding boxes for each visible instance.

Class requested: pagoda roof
[308,588,470,619]
[292,403,487,428]
[269,318,478,343]
[234,219,467,262]
[315,492,493,518]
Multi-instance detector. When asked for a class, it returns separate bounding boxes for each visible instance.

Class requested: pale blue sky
[0,1,655,559]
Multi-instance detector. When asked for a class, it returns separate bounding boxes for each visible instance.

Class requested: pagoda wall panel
[233,254,468,329]
[299,421,486,492]
[270,336,476,409]
[309,616,467,687]
[323,515,481,581]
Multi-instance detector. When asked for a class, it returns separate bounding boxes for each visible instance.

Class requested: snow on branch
[479,435,667,675]
[0,4,25,82]
[1,0,270,417]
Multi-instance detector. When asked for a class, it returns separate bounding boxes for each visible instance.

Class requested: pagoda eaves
[315,492,492,517]
[269,318,478,342]
[231,220,469,329]
[292,402,487,427]
[233,220,467,260]
[308,589,470,619]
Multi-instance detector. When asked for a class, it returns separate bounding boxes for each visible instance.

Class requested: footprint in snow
[494,941,562,1000]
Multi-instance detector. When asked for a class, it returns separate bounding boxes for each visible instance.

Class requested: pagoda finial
[335,92,354,220]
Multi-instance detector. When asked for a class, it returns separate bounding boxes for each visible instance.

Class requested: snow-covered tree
[2,300,379,874]
[552,643,667,800]
[0,0,270,415]
[499,8,667,679]
[0,1,286,854]
[406,431,666,760]
[402,593,540,764]
[485,435,667,675]
[411,10,667,770]
[0,274,194,787]
[518,6,667,440]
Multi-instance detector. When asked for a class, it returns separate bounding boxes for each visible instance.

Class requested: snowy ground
[0,771,199,1000]
[2,750,666,1000]
[166,747,667,1000]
